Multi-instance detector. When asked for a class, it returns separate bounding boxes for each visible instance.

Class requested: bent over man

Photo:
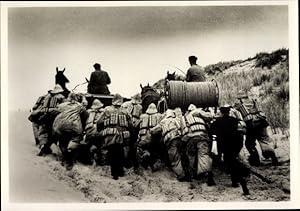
[234,91,278,166]
[31,84,66,156]
[134,103,163,171]
[52,93,89,170]
[151,109,186,181]
[180,104,215,185]
[85,99,106,165]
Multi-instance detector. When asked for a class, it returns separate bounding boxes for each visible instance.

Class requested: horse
[140,83,161,113]
[166,71,185,81]
[55,67,70,98]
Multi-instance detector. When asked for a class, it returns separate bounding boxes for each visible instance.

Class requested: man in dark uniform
[211,104,250,195]
[88,63,111,95]
[186,56,206,82]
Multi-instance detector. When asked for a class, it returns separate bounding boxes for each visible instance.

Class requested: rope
[72,81,88,92]
[167,81,219,109]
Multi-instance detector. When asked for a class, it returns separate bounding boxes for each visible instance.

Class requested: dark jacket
[186,64,206,82]
[88,70,111,94]
[211,115,242,154]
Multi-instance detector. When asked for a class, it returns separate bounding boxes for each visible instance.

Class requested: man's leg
[167,138,187,181]
[37,124,52,156]
[196,138,215,186]
[245,131,260,166]
[32,122,40,146]
[257,127,279,165]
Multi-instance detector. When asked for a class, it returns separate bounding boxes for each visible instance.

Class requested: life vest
[102,109,130,139]
[42,93,65,109]
[230,109,247,134]
[236,98,260,119]
[32,95,46,110]
[138,113,161,137]
[85,109,104,137]
[161,118,181,142]
[126,103,142,120]
[181,113,207,136]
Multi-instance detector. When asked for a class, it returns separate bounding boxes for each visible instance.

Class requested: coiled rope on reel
[166,80,219,109]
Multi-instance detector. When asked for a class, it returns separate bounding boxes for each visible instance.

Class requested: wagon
[84,93,131,109]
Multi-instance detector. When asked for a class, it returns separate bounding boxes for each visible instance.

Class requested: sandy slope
[8,110,290,203]
[9,110,87,202]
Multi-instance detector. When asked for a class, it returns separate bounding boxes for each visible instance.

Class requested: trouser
[38,123,55,149]
[135,134,164,170]
[56,132,85,166]
[136,144,151,169]
[88,136,108,165]
[124,129,138,168]
[246,126,277,165]
[181,136,212,177]
[32,122,40,145]
[165,138,184,177]
[220,135,244,170]
[107,144,124,178]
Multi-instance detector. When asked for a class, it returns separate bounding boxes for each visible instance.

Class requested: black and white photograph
[1,1,299,210]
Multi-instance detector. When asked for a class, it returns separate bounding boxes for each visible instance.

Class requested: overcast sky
[8,5,288,110]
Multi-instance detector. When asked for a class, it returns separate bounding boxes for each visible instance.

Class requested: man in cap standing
[210,104,250,195]
[186,56,206,82]
[97,94,133,180]
[88,63,111,95]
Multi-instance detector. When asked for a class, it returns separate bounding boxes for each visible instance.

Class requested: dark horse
[166,71,185,81]
[55,67,70,98]
[140,83,161,113]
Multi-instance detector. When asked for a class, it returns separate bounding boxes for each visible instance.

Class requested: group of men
[28,56,279,196]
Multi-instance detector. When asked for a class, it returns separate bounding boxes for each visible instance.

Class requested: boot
[231,182,239,188]
[65,150,74,171]
[37,144,52,156]
[177,174,192,182]
[240,179,250,195]
[206,172,216,186]
[248,156,260,166]
[271,154,280,166]
[35,138,40,146]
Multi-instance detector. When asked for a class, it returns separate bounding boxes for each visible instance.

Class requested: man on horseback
[87,63,111,95]
[186,56,206,82]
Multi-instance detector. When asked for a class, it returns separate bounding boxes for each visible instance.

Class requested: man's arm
[186,69,191,82]
[89,72,95,84]
[106,72,111,85]
[150,123,162,135]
